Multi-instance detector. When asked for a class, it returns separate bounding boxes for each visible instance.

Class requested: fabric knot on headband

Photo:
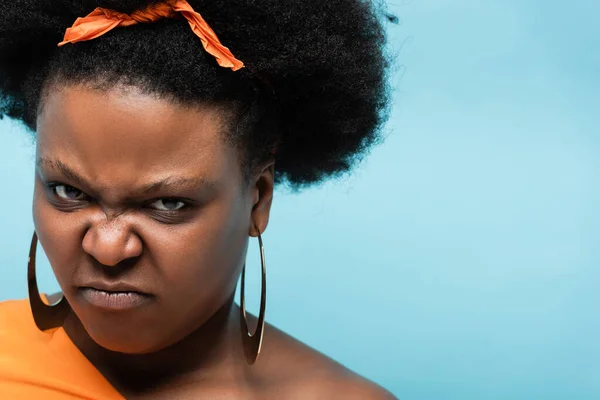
[58,0,244,71]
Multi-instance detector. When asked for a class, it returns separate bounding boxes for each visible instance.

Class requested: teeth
[98,290,135,296]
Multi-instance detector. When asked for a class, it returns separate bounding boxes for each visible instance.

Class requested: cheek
[154,196,249,309]
[32,182,83,288]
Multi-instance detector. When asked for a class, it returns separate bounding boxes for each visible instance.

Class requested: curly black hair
[0,0,391,188]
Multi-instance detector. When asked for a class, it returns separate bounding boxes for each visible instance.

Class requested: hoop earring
[239,227,267,365]
[27,232,70,331]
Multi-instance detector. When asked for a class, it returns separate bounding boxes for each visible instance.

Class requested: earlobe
[249,163,275,237]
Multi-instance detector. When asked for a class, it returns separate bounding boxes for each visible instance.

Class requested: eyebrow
[36,157,216,196]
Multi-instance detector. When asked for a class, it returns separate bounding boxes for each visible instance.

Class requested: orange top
[0,299,123,399]
[58,0,244,71]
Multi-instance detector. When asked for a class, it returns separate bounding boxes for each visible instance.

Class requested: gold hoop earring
[27,232,70,331]
[240,227,267,365]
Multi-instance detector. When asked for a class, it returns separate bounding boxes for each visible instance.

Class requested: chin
[82,315,168,354]
[69,304,170,355]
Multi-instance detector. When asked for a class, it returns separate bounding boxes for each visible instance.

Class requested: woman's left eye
[149,199,187,212]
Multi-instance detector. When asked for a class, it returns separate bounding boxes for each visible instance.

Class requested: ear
[249,162,275,237]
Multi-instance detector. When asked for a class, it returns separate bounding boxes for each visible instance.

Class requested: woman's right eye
[52,184,86,201]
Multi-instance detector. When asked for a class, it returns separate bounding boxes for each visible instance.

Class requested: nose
[82,218,143,267]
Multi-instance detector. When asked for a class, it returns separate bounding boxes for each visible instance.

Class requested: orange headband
[58,0,244,71]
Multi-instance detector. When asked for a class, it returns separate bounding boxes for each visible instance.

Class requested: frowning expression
[33,84,271,354]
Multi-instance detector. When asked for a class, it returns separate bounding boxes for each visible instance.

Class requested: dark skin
[34,84,396,399]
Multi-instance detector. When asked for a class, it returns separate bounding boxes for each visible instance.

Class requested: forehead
[35,84,240,187]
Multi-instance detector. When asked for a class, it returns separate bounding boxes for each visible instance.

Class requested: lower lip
[79,288,151,311]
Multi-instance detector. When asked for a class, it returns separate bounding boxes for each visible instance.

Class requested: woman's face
[33,84,273,354]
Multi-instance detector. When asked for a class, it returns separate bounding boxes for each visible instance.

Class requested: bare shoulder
[300,374,398,400]
[258,322,397,399]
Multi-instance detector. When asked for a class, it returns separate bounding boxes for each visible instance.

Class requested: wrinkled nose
[82,219,143,267]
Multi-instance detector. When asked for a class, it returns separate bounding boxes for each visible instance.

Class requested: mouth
[77,284,153,311]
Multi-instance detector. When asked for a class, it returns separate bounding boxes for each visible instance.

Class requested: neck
[63,294,253,394]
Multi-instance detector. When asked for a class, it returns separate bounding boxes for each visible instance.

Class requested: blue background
[1,1,598,398]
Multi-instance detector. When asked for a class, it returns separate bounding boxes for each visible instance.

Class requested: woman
[0,0,395,398]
